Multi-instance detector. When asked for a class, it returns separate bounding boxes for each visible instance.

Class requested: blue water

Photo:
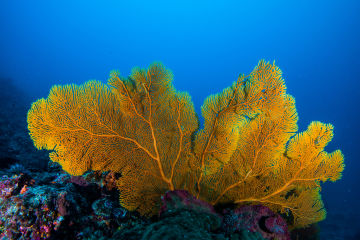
[1,0,359,237]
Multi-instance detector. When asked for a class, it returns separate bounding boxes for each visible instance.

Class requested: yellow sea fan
[27,60,344,227]
[28,63,199,215]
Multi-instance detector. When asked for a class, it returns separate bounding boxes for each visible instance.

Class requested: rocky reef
[0,163,322,239]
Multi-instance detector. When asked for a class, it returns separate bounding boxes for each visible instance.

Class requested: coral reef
[222,204,290,240]
[159,190,218,217]
[0,165,130,239]
[158,190,290,240]
[27,60,344,228]
[113,189,271,240]
[1,166,290,240]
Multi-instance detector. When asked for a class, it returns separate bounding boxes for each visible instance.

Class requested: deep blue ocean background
[1,0,359,237]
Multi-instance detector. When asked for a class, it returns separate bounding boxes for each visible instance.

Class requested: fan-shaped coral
[27,60,344,228]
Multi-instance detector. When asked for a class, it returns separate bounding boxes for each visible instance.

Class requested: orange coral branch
[234,168,325,205]
[115,76,149,123]
[169,98,184,186]
[197,117,217,197]
[45,117,159,161]
[142,75,173,190]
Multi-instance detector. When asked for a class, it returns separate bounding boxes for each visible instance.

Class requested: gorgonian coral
[27,60,344,228]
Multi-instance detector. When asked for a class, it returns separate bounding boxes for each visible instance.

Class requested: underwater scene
[0,1,359,239]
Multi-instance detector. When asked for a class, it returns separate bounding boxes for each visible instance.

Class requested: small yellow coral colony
[27,60,344,228]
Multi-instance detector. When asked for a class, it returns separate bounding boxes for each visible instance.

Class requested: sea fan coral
[27,60,344,228]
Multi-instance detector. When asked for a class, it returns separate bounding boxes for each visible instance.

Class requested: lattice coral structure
[27,60,344,228]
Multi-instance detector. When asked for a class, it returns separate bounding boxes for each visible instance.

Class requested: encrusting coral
[27,60,344,228]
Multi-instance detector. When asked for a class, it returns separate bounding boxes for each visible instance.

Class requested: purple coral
[223,205,290,240]
[160,190,290,240]
[159,190,219,218]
